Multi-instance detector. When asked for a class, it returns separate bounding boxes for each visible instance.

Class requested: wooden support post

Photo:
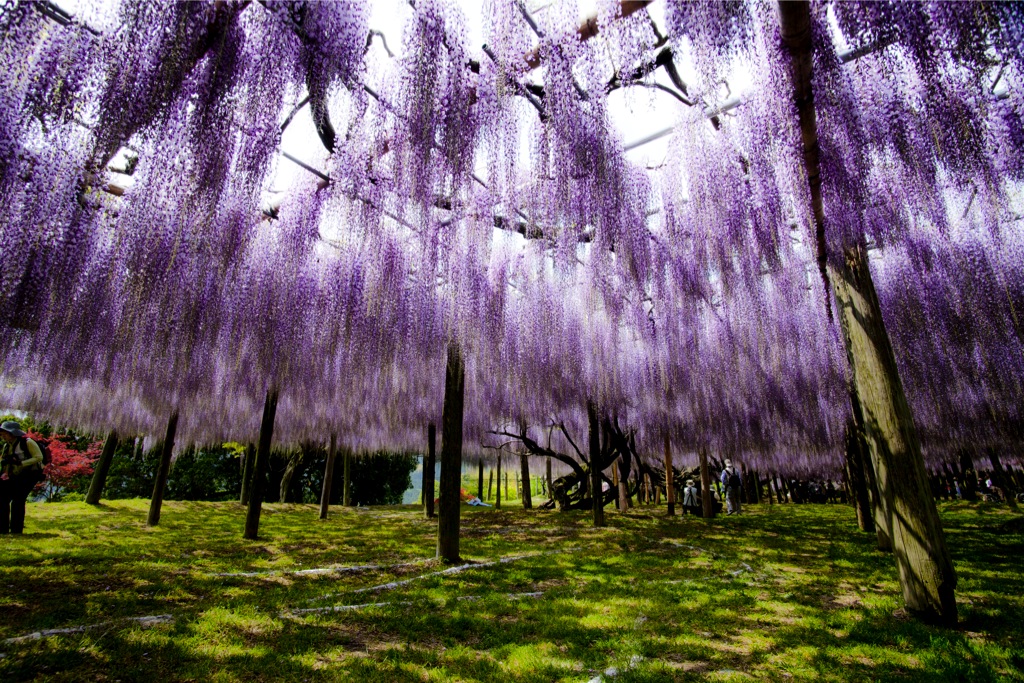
[240,444,255,505]
[546,457,552,500]
[424,423,436,518]
[477,459,484,500]
[436,342,465,563]
[664,434,675,515]
[342,449,353,507]
[496,456,502,509]
[617,457,630,511]
[488,466,494,501]
[520,452,533,509]
[699,448,714,518]
[85,430,119,505]
[319,433,337,520]
[244,390,278,540]
[587,401,606,527]
[147,413,179,527]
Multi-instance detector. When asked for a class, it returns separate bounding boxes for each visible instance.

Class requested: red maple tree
[26,430,102,499]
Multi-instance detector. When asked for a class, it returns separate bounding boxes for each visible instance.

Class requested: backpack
[728,471,741,489]
[20,437,50,468]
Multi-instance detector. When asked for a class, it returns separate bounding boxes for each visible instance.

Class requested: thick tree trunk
[244,390,278,540]
[833,246,956,622]
[423,423,436,517]
[437,342,465,563]
[846,421,875,532]
[147,413,179,527]
[240,444,255,505]
[85,430,119,505]
[477,459,484,500]
[319,433,337,520]
[699,448,714,518]
[520,452,533,509]
[780,0,956,625]
[587,401,606,527]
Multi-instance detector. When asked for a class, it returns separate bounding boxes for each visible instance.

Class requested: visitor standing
[721,460,741,515]
[682,479,701,516]
[0,421,44,534]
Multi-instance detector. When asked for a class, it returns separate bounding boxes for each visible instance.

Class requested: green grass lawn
[1,499,1022,682]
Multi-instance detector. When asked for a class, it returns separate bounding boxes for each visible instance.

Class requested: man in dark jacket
[0,421,44,534]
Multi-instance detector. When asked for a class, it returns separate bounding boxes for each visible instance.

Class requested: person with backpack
[721,459,741,515]
[682,479,701,516]
[0,421,45,534]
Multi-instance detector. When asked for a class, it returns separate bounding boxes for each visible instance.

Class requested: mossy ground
[1,499,1021,682]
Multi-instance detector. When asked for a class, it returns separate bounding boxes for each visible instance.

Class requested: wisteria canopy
[1,0,1022,475]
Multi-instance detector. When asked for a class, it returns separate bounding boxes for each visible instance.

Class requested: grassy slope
[0,500,1021,682]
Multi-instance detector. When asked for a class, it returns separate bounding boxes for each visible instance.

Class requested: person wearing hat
[0,420,44,534]
[682,478,701,517]
[720,459,741,515]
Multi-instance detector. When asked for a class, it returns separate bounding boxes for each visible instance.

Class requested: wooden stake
[699,448,714,519]
[587,401,605,527]
[436,342,465,563]
[663,433,675,515]
[244,390,277,540]
[147,413,179,527]
[85,430,119,505]
[240,443,255,505]
[319,433,337,520]
[520,452,532,510]
[424,423,436,518]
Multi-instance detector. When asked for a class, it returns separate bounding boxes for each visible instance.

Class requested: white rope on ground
[209,558,432,578]
[292,591,544,615]
[457,591,544,601]
[311,548,575,601]
[288,601,413,616]
[2,614,174,645]
[351,551,555,594]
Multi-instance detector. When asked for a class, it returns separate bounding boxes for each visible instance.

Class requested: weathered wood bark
[240,444,255,505]
[780,0,956,625]
[846,421,875,532]
[85,430,119,505]
[477,459,485,500]
[488,467,494,501]
[833,246,954,620]
[437,342,465,563]
[520,452,533,509]
[147,413,179,527]
[319,433,337,520]
[587,401,606,527]
[699,448,714,519]
[244,390,278,540]
[496,455,502,509]
[423,423,436,518]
